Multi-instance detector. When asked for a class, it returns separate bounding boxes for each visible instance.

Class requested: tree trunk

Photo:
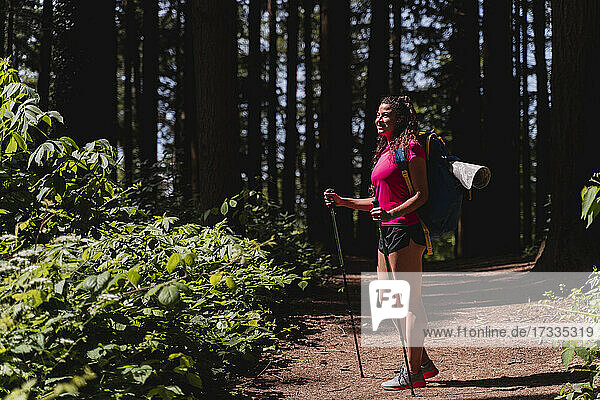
[303,0,316,240]
[266,0,279,203]
[0,0,5,58]
[183,0,197,200]
[319,0,354,247]
[38,0,53,111]
[451,0,482,258]
[532,0,551,243]
[247,0,263,191]
[123,0,136,185]
[358,0,390,255]
[391,0,403,94]
[173,0,186,196]
[476,0,520,257]
[7,0,14,65]
[534,0,600,271]
[189,0,241,210]
[282,0,299,212]
[518,0,532,248]
[141,0,158,166]
[53,1,117,146]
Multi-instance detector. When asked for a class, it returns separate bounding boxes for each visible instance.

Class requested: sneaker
[399,359,439,380]
[420,359,439,379]
[381,369,426,391]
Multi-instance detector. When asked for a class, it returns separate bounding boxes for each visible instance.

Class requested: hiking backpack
[395,132,465,255]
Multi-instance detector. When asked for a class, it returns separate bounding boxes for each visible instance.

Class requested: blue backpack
[396,132,464,255]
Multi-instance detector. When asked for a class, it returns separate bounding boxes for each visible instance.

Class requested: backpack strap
[395,145,433,256]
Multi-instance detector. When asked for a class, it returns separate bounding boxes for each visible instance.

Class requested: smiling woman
[324,95,437,392]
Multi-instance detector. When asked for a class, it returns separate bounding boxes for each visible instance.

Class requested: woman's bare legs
[377,239,428,373]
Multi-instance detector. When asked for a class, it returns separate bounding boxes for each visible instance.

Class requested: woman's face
[375,103,396,135]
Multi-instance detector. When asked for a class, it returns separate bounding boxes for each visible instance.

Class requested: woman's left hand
[370,207,393,222]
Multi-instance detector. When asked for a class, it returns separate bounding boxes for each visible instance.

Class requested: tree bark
[123,0,136,185]
[183,0,197,200]
[518,0,532,248]
[451,0,482,258]
[0,0,5,58]
[247,0,263,191]
[358,0,390,254]
[319,0,354,247]
[391,0,403,94]
[53,0,117,146]
[534,0,600,271]
[173,0,186,196]
[532,0,551,243]
[38,0,53,111]
[140,0,158,166]
[266,0,279,203]
[7,0,14,65]
[282,0,299,212]
[476,0,521,257]
[303,0,316,240]
[189,0,241,210]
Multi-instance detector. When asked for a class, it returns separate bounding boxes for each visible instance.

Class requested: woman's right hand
[323,190,342,207]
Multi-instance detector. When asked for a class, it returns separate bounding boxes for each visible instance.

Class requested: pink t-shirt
[371,140,426,226]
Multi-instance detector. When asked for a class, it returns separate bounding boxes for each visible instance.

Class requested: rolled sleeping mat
[450,161,491,190]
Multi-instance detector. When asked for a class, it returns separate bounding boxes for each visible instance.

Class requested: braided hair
[369,95,419,196]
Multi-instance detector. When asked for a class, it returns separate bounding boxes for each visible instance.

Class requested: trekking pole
[325,188,365,379]
[372,199,415,396]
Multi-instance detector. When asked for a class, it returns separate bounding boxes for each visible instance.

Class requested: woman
[323,95,438,390]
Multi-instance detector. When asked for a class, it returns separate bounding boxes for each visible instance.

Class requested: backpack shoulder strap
[394,144,433,255]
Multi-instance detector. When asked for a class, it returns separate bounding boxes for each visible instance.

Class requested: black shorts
[378,224,426,254]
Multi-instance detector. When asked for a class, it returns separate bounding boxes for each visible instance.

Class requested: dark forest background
[1,0,598,270]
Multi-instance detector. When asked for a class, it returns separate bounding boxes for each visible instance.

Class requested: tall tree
[53,1,117,145]
[282,0,299,212]
[38,0,52,111]
[535,0,600,271]
[532,0,551,243]
[141,0,158,166]
[247,0,262,191]
[266,0,279,203]
[303,0,316,240]
[319,0,353,246]
[517,0,532,248]
[358,0,389,254]
[183,0,198,199]
[173,0,186,195]
[476,0,520,257]
[0,0,5,58]
[123,0,136,185]
[189,0,241,210]
[391,0,403,94]
[7,0,14,65]
[451,0,482,258]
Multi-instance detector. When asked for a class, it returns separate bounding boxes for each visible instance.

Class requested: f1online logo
[369,280,410,331]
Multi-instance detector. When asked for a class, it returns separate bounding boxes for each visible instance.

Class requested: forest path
[236,258,587,400]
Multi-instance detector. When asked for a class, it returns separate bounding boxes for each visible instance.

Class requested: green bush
[0,59,330,399]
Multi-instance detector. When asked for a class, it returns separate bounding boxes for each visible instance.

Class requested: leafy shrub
[582,173,600,228]
[0,218,302,398]
[0,59,331,398]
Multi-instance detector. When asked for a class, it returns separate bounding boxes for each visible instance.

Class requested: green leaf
[186,373,203,388]
[5,136,17,154]
[129,365,153,385]
[166,253,180,274]
[11,344,33,354]
[209,273,223,286]
[225,277,236,289]
[562,347,575,369]
[582,186,599,218]
[220,201,229,215]
[127,268,141,286]
[183,253,195,266]
[54,279,66,295]
[158,285,180,306]
[298,280,308,290]
[96,271,111,291]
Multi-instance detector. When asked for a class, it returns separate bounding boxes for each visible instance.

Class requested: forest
[0,0,599,398]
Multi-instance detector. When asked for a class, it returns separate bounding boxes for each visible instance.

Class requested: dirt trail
[236,259,587,399]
